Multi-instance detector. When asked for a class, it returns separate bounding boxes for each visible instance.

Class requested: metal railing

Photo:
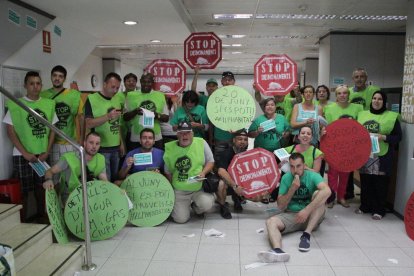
[0,86,96,271]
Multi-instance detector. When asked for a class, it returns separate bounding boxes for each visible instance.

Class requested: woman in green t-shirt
[248,98,290,152]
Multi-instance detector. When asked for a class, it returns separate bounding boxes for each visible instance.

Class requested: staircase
[0,203,85,276]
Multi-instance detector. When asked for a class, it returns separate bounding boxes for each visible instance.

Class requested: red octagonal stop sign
[145,59,186,96]
[228,148,280,199]
[184,32,222,69]
[254,54,297,96]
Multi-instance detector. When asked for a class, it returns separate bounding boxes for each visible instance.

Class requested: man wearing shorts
[258,152,331,262]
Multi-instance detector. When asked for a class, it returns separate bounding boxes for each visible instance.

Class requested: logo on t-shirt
[55,102,71,128]
[339,114,353,119]
[140,100,156,112]
[107,107,120,134]
[175,155,192,182]
[27,108,47,138]
[363,120,380,133]
[350,97,366,108]
[275,106,285,116]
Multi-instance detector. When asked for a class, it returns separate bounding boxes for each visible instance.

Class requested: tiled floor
[78,195,414,276]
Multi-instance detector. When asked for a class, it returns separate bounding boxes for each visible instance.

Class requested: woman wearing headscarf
[248,98,291,152]
[356,90,402,220]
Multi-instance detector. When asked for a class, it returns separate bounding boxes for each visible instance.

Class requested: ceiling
[24,0,408,74]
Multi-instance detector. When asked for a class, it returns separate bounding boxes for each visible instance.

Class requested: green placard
[64,180,128,241]
[46,189,69,244]
[206,85,256,131]
[121,171,174,227]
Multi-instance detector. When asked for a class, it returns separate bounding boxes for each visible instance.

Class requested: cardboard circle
[121,171,175,227]
[64,180,129,241]
[320,118,371,172]
[46,189,69,244]
[206,85,256,131]
[404,192,414,241]
[228,148,280,198]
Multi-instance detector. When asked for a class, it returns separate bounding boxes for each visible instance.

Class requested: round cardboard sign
[228,148,280,198]
[46,189,69,244]
[121,171,174,227]
[404,192,414,241]
[206,85,256,131]
[320,118,371,172]
[64,180,129,241]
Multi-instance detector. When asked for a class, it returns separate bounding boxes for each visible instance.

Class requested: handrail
[0,86,96,271]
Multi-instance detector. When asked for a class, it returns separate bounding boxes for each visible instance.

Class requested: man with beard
[40,65,83,165]
[164,122,215,223]
[118,128,164,179]
[43,132,107,204]
[84,72,124,182]
[123,73,169,151]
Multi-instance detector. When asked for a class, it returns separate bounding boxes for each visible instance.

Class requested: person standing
[84,72,124,182]
[40,65,83,165]
[349,68,380,110]
[3,71,58,221]
[356,91,402,220]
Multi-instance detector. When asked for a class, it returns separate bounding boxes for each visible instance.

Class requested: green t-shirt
[170,105,208,138]
[199,94,209,108]
[324,103,363,124]
[279,170,324,212]
[349,85,380,110]
[40,88,82,144]
[249,114,290,152]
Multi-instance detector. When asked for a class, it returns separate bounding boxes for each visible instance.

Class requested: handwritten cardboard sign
[206,85,256,131]
[64,180,128,241]
[228,148,280,198]
[121,171,174,227]
[320,118,371,172]
[46,189,69,244]
[405,192,414,241]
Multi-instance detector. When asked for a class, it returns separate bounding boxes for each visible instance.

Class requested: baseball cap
[206,78,218,85]
[222,71,235,79]
[177,121,193,132]
[233,129,248,137]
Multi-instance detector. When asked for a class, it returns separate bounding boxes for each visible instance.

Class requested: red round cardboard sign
[254,54,297,96]
[145,59,186,96]
[184,32,222,69]
[404,192,414,241]
[228,148,280,198]
[320,118,371,172]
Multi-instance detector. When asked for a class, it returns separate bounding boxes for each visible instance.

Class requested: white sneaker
[257,250,290,263]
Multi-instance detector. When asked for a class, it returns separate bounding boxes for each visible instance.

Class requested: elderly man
[258,153,331,262]
[163,122,215,223]
[349,68,380,110]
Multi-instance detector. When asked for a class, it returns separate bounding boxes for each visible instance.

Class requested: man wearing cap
[163,122,215,223]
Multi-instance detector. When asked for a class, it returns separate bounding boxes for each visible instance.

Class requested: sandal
[372,214,383,220]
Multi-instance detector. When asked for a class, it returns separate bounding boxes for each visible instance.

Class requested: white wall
[318,36,331,87]
[303,58,319,88]
[72,54,103,91]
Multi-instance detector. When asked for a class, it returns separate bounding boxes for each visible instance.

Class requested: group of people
[4,65,402,263]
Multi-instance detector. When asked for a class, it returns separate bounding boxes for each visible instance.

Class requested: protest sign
[121,171,174,227]
[404,192,414,241]
[184,32,222,69]
[64,180,128,241]
[320,118,371,172]
[46,189,69,244]
[206,85,255,131]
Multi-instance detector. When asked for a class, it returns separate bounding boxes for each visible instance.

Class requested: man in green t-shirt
[258,153,331,263]
[41,65,84,166]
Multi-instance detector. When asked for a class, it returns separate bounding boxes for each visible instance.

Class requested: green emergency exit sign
[8,9,20,25]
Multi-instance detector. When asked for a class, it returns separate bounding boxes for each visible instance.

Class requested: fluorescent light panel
[213,13,407,21]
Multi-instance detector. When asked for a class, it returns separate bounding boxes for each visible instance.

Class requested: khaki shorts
[277,209,325,234]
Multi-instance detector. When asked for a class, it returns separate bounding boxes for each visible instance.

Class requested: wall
[303,58,319,88]
[72,54,103,91]
[318,36,331,87]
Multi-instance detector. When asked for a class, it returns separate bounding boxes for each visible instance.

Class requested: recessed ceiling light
[213,14,253,19]
[232,44,242,47]
[150,39,161,43]
[123,21,137,25]
[218,34,246,38]
[231,51,243,54]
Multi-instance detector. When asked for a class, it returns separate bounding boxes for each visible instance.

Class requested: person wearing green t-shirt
[170,90,208,138]
[163,122,215,223]
[41,65,84,167]
[323,85,363,208]
[248,98,291,152]
[348,68,380,110]
[3,71,58,221]
[42,132,108,204]
[315,85,332,111]
[191,67,218,109]
[123,73,169,151]
[258,153,331,263]
[84,72,124,182]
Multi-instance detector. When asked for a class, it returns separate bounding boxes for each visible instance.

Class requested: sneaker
[232,194,244,213]
[354,208,364,214]
[220,204,232,219]
[298,235,311,252]
[372,213,383,220]
[257,250,290,263]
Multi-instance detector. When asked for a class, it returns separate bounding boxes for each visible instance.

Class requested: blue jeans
[100,149,120,182]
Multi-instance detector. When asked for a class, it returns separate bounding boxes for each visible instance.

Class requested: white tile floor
[79,197,414,276]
